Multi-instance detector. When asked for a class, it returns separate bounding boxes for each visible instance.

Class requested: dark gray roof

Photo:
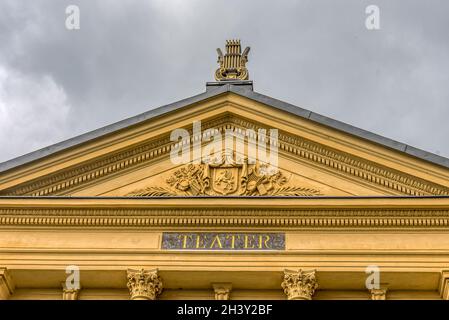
[1,82,449,173]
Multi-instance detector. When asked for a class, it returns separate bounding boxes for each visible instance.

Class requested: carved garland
[2,116,449,197]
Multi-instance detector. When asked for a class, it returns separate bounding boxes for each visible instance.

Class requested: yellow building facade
[1,41,449,300]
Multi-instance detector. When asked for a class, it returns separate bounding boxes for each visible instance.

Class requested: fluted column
[281,269,318,300]
[212,283,232,300]
[0,268,14,300]
[127,268,163,300]
[370,288,387,300]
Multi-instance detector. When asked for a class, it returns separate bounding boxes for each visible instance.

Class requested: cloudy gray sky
[0,0,448,163]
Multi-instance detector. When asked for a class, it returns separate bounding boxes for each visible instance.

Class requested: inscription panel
[161,232,285,250]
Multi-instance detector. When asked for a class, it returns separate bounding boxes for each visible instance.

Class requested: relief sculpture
[127,155,321,197]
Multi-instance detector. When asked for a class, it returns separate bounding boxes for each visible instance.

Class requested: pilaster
[439,270,449,300]
[0,268,15,300]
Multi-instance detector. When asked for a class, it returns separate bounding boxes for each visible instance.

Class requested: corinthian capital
[370,288,387,300]
[212,283,232,300]
[62,288,80,300]
[127,268,163,300]
[281,269,318,300]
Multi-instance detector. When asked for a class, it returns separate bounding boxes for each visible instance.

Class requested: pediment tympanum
[126,157,322,197]
[1,89,449,198]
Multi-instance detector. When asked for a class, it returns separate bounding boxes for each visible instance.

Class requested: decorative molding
[212,283,232,300]
[281,269,318,300]
[0,268,15,300]
[2,208,449,230]
[2,116,449,197]
[370,288,387,300]
[1,136,175,197]
[127,268,163,300]
[233,116,449,196]
[127,154,322,197]
[0,116,230,196]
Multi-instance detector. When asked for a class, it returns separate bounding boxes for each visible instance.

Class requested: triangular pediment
[87,153,387,197]
[1,86,449,197]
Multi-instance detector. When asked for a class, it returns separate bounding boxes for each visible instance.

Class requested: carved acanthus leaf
[213,283,232,300]
[270,186,322,196]
[126,268,163,300]
[281,269,318,300]
[127,186,180,197]
[215,39,250,81]
[370,288,387,300]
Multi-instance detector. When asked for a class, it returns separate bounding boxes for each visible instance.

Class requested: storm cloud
[0,0,448,162]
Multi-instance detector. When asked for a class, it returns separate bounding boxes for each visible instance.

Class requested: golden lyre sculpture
[215,39,250,81]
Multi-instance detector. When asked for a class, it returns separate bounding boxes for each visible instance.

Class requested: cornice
[0,116,231,196]
[1,208,449,230]
[1,115,449,197]
[230,116,449,196]
[1,197,449,230]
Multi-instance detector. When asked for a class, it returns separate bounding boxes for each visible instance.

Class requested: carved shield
[211,167,239,195]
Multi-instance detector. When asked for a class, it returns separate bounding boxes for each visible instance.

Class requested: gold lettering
[178,234,193,249]
[263,235,271,249]
[257,235,271,249]
[210,235,223,249]
[244,235,256,249]
[195,234,207,249]
[174,233,276,250]
[226,234,241,249]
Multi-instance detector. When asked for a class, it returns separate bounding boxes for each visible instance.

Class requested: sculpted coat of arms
[127,153,321,197]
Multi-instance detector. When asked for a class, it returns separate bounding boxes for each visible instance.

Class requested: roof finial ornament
[215,39,250,81]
